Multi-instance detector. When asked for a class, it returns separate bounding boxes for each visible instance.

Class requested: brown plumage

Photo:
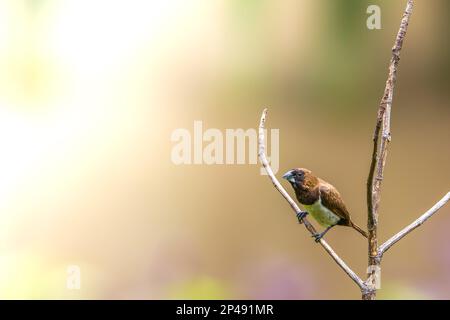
[282,168,367,241]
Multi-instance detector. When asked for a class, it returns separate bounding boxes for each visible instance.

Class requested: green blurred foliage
[378,282,431,300]
[166,276,231,300]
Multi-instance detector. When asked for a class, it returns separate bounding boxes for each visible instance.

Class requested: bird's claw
[312,233,323,243]
[296,211,308,224]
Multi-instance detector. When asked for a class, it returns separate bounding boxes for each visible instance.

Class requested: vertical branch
[364,0,414,300]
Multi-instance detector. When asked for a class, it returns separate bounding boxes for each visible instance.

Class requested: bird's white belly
[303,198,340,227]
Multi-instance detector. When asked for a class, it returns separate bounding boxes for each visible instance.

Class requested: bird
[282,168,367,242]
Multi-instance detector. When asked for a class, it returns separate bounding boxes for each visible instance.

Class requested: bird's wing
[319,182,351,223]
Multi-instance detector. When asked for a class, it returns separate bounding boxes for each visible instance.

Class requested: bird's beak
[282,170,296,184]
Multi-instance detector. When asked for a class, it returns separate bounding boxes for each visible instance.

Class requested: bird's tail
[350,222,368,238]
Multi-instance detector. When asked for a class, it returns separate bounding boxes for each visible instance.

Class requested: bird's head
[282,168,318,189]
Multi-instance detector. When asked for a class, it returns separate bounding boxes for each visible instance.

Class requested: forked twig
[258,0,450,300]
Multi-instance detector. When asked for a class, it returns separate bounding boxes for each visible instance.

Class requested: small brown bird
[282,168,367,242]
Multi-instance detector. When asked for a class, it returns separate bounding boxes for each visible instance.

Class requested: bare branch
[258,109,303,218]
[258,0,445,300]
[258,108,367,291]
[379,192,450,255]
[364,0,414,300]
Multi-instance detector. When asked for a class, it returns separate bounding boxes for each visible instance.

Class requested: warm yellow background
[0,0,449,299]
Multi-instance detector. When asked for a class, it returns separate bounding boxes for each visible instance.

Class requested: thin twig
[379,192,450,255]
[364,0,414,300]
[258,108,367,291]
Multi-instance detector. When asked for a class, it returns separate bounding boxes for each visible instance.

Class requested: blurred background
[0,0,449,299]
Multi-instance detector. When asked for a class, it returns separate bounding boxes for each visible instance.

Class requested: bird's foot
[296,211,308,224]
[312,233,323,243]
